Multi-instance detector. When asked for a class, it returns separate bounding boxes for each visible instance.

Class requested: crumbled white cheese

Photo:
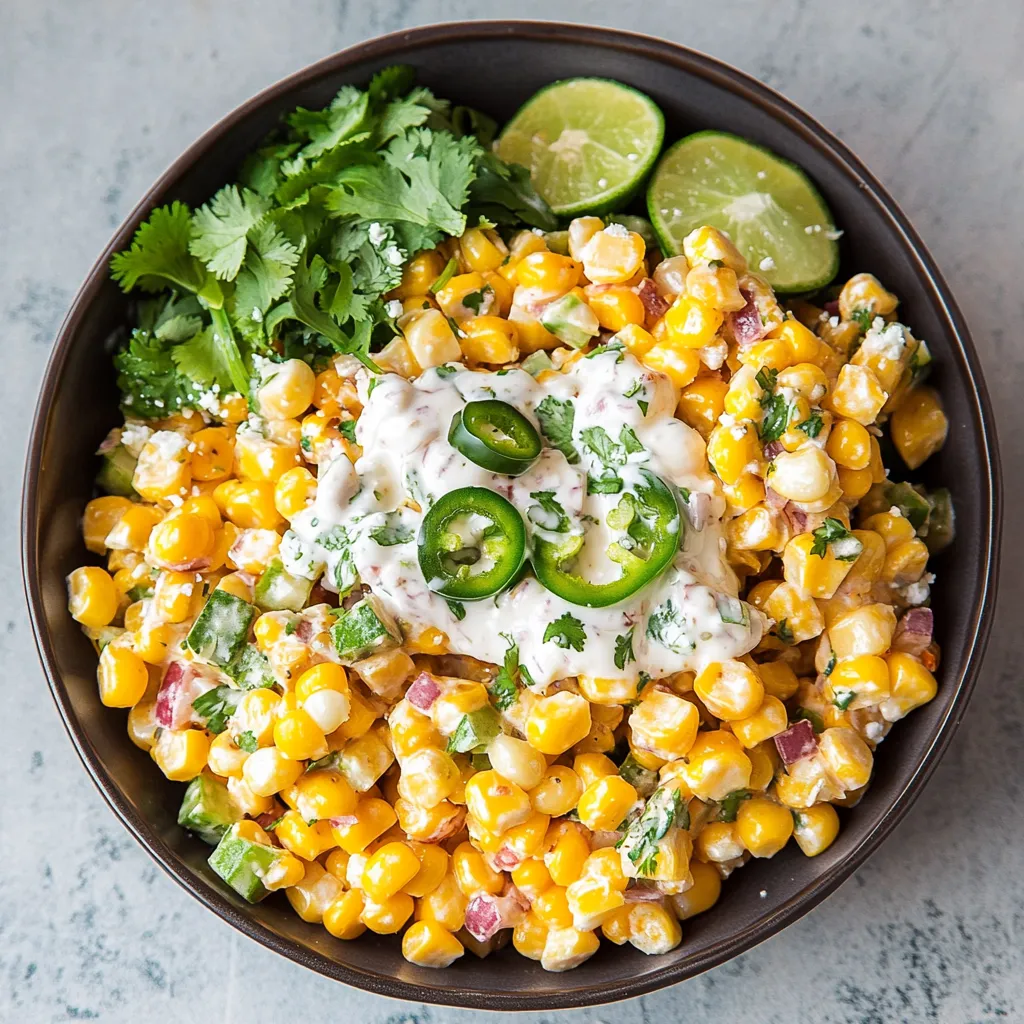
[825,228,844,241]
[603,222,630,239]
[758,256,776,272]
[120,423,153,456]
[864,721,885,743]
[862,321,907,362]
[147,430,188,459]
[889,505,903,517]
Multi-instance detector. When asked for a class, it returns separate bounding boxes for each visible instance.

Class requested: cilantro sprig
[543,612,587,651]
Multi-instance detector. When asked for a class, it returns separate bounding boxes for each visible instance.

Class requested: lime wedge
[496,79,664,217]
[647,131,840,293]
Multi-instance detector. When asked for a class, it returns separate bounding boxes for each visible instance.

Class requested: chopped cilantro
[716,788,752,823]
[462,286,491,314]
[429,257,458,293]
[851,308,874,332]
[534,396,579,464]
[191,685,242,734]
[489,633,523,711]
[824,651,837,676]
[755,367,779,393]
[773,619,795,645]
[527,490,570,532]
[797,412,824,438]
[637,399,649,416]
[338,419,358,442]
[617,787,685,877]
[810,517,856,558]
[832,689,857,711]
[368,513,414,546]
[543,612,587,652]
[445,599,466,621]
[236,731,259,753]
[614,628,635,670]
[646,599,694,655]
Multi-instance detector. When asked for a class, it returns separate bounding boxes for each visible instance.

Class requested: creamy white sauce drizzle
[288,348,764,685]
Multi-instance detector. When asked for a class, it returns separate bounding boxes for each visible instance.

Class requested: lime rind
[496,78,665,217]
[647,130,840,293]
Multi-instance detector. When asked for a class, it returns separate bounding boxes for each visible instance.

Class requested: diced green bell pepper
[185,589,255,668]
[540,292,601,349]
[208,823,286,903]
[618,752,658,797]
[178,774,242,846]
[885,482,932,530]
[446,706,500,754]
[254,557,315,612]
[520,350,554,377]
[227,644,276,690]
[330,596,402,663]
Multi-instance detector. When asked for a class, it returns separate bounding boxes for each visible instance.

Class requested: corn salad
[69,219,950,972]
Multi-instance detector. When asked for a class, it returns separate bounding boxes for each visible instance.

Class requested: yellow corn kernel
[459,316,519,365]
[571,753,618,790]
[402,919,465,969]
[430,680,489,733]
[133,432,191,502]
[884,537,930,585]
[399,844,450,899]
[731,695,789,748]
[223,775,271,817]
[210,392,246,424]
[486,733,546,792]
[67,566,119,628]
[83,496,133,553]
[459,226,507,273]
[738,337,794,372]
[676,730,752,802]
[388,700,442,761]
[255,358,316,421]
[729,505,788,553]
[148,512,215,571]
[349,649,413,702]
[97,644,149,708]
[626,902,682,955]
[233,432,302,484]
[751,660,797,702]
[564,872,626,932]
[516,251,581,296]
[273,466,317,520]
[768,446,836,504]
[792,803,840,856]
[576,776,639,832]
[533,886,574,929]
[579,227,645,285]
[584,284,646,332]
[359,841,421,902]
[685,263,746,312]
[642,342,700,389]
[838,465,875,501]
[434,270,487,320]
[564,216,604,261]
[397,747,461,808]
[151,728,210,782]
[361,891,414,935]
[149,570,192,623]
[818,727,873,792]
[694,660,764,721]
[736,796,793,858]
[398,308,461,369]
[890,385,949,470]
[663,294,724,349]
[335,723,394,793]
[332,797,397,854]
[543,822,591,887]
[766,319,820,364]
[881,652,938,722]
[231,687,278,750]
[825,419,871,471]
[628,689,700,758]
[782,532,857,600]
[391,250,448,299]
[451,841,503,897]
[275,811,337,862]
[838,273,898,322]
[671,859,722,920]
[530,766,584,818]
[285,859,343,924]
[707,421,762,486]
[416,870,469,932]
[284,769,357,822]
[719,475,764,518]
[104,504,163,551]
[827,604,896,660]
[577,674,638,706]
[525,692,591,756]
[207,731,248,777]
[464,769,532,834]
[499,232,549,285]
[132,621,176,665]
[242,746,304,797]
[270,708,326,761]
[724,365,765,420]
[695,820,745,863]
[763,581,825,644]
[683,225,745,271]
[311,368,355,419]
[330,688,379,746]
[512,858,554,902]
[513,911,550,960]
[323,888,367,940]
[748,741,779,789]
[213,479,283,531]
[828,363,887,425]
[677,377,728,439]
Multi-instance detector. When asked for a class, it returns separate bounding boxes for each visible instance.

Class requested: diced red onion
[892,607,934,656]
[406,673,442,712]
[774,719,819,765]
[162,556,212,573]
[684,491,712,531]
[824,300,840,316]
[492,847,521,871]
[765,487,788,510]
[636,277,670,321]
[726,288,767,348]
[329,815,359,828]
[97,430,121,455]
[155,662,196,730]
[464,893,527,942]
[784,503,809,534]
[624,885,665,903]
[294,618,316,643]
[763,440,784,460]
[255,810,281,829]
[419,807,466,844]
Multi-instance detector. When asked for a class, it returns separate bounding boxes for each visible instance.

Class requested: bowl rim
[21,19,1002,1011]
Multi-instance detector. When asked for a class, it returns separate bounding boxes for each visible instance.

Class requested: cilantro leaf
[716,789,751,823]
[236,731,259,754]
[797,412,824,438]
[810,518,854,558]
[851,308,874,332]
[618,787,684,876]
[759,393,791,442]
[191,685,242,734]
[189,185,272,281]
[535,396,579,464]
[587,472,624,494]
[755,367,778,393]
[614,629,635,670]
[369,513,414,546]
[773,619,795,645]
[543,613,586,652]
[445,599,466,621]
[289,88,370,159]
[462,286,490,314]
[339,419,357,442]
[832,689,857,711]
[114,329,201,418]
[646,599,694,655]
[231,222,300,337]
[619,425,645,456]
[527,491,570,532]
[581,426,625,467]
[110,202,210,296]
[489,634,521,711]
[170,326,236,391]
[466,151,558,231]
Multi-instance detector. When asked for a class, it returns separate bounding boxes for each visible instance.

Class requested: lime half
[647,131,840,293]
[496,79,664,217]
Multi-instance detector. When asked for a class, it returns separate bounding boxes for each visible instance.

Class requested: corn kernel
[151,728,210,782]
[577,776,639,832]
[402,919,465,968]
[83,496,133,553]
[676,730,752,802]
[818,727,873,792]
[464,769,532,834]
[881,652,938,722]
[829,363,887,425]
[707,421,762,486]
[97,643,149,708]
[323,889,367,940]
[67,566,119,628]
[890,386,948,469]
[525,692,591,756]
[695,660,764,721]
[792,803,840,856]
[671,859,722,919]
[513,912,550,960]
[731,695,789,748]
[736,796,793,857]
[579,227,645,285]
[530,766,584,818]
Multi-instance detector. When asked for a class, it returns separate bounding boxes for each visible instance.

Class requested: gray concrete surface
[2,2,1020,1021]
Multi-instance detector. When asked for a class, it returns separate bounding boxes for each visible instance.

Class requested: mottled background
[3,2,1020,1022]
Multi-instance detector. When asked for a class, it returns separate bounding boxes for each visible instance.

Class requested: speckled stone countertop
[3,2,1020,1021]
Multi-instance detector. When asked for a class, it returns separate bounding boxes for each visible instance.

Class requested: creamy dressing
[288,348,764,685]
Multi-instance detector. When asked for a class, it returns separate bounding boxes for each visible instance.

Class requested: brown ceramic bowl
[22,20,1001,1011]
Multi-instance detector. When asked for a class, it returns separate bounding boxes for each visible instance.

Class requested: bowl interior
[24,22,998,1010]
